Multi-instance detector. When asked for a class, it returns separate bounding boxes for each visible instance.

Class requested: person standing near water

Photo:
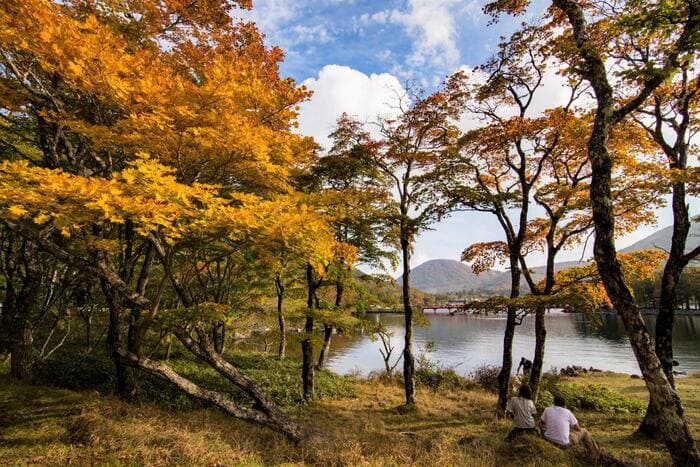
[505,384,538,439]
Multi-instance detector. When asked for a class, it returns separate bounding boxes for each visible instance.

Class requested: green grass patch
[33,349,355,409]
[538,378,646,415]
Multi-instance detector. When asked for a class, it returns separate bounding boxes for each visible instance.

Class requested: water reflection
[325,312,700,377]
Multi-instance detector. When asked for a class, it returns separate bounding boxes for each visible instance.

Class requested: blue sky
[239,0,693,273]
[244,0,545,86]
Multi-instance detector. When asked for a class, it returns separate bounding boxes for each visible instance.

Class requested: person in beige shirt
[505,384,538,440]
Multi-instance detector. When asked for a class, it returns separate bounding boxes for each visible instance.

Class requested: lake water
[325,311,700,377]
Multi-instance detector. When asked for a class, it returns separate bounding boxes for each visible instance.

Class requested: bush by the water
[414,352,478,391]
[538,378,645,415]
[469,364,501,393]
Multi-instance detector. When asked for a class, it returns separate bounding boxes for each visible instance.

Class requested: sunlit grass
[2,361,698,465]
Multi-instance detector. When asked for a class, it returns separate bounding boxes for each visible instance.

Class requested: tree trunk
[302,264,316,401]
[551,1,700,462]
[589,122,700,466]
[0,291,11,356]
[639,182,690,432]
[400,236,415,407]
[497,308,516,416]
[7,244,42,382]
[316,280,343,370]
[102,281,138,401]
[316,325,333,370]
[85,315,92,353]
[275,274,286,359]
[497,256,520,416]
[301,316,314,400]
[165,336,173,360]
[211,322,226,354]
[529,306,546,402]
[9,316,33,382]
[118,338,306,444]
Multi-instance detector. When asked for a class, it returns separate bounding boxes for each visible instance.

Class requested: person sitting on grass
[505,384,538,440]
[541,395,597,451]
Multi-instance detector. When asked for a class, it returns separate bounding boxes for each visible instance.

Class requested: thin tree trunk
[165,336,173,360]
[211,322,225,354]
[400,235,415,407]
[497,256,520,416]
[317,280,343,370]
[275,274,286,359]
[85,315,92,353]
[302,264,315,401]
[529,306,546,401]
[316,325,333,370]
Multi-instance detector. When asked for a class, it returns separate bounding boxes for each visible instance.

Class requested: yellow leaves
[7,205,28,218]
[462,241,509,274]
[1,0,310,194]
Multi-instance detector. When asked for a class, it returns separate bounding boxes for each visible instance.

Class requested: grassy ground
[1,363,698,466]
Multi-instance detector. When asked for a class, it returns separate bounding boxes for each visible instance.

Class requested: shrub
[35,349,356,409]
[34,352,207,410]
[469,364,501,393]
[413,352,476,392]
[538,381,644,415]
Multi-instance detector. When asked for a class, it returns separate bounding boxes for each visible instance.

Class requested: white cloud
[297,65,406,149]
[363,0,481,70]
[290,24,334,44]
[239,0,297,36]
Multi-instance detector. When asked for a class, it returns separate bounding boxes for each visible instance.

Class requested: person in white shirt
[541,395,597,450]
[505,384,538,440]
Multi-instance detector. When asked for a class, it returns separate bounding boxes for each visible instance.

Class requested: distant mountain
[399,259,590,295]
[620,223,700,254]
[401,224,700,295]
[397,259,504,295]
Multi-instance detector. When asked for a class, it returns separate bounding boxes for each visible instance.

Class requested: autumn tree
[0,230,81,381]
[441,27,571,413]
[630,60,700,433]
[0,0,328,441]
[484,0,700,462]
[340,78,467,407]
[302,114,393,370]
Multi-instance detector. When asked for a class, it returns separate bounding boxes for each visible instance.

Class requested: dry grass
[2,370,699,466]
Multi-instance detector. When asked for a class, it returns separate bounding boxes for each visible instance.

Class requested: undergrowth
[34,349,355,409]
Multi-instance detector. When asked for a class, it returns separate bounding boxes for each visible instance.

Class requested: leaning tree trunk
[400,235,416,407]
[529,305,547,402]
[317,280,343,370]
[551,0,700,462]
[587,112,700,467]
[316,325,333,370]
[119,327,306,444]
[497,255,521,416]
[638,181,690,435]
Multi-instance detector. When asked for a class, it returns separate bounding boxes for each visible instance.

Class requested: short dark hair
[553,395,566,407]
[518,384,532,399]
